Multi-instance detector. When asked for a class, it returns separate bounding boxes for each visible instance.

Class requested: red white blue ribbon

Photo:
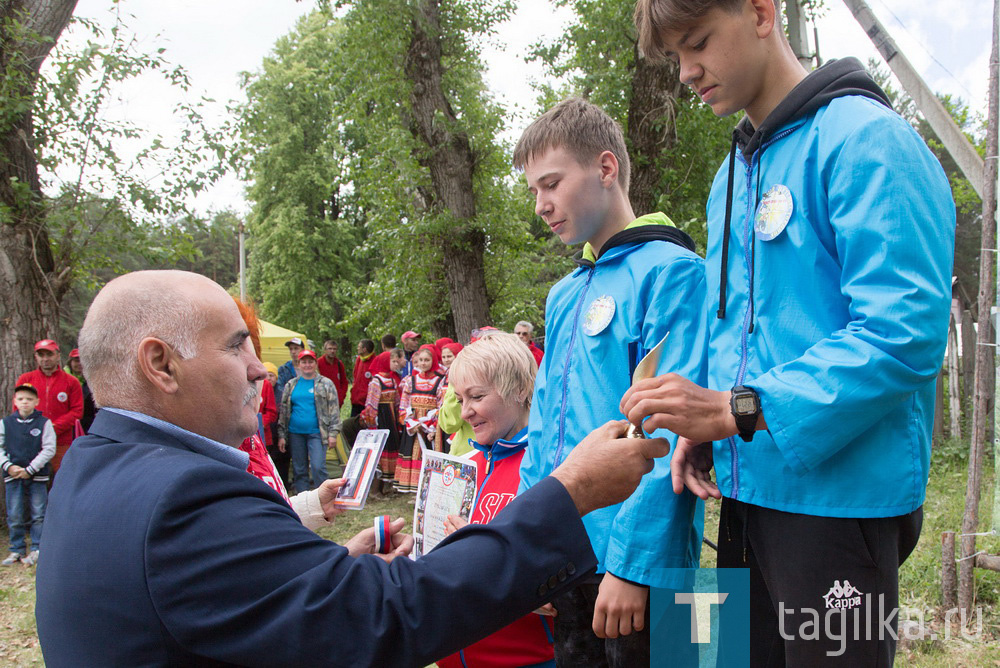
[373,515,392,554]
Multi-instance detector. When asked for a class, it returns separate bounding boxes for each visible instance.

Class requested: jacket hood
[735,57,891,160]
[578,212,696,266]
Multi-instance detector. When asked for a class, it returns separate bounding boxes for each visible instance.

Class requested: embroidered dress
[394,372,445,492]
[361,373,400,475]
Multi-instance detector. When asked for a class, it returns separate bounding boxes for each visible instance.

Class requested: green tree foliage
[24,10,231,327]
[237,3,559,343]
[237,10,362,343]
[530,0,734,252]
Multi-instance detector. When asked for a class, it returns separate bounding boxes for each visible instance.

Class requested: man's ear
[598,150,620,188]
[137,337,180,395]
[750,0,778,39]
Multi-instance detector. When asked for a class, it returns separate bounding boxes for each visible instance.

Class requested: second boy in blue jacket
[514,97,708,666]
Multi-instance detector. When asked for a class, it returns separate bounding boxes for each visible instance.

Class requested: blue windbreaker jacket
[706,59,956,518]
[520,213,707,588]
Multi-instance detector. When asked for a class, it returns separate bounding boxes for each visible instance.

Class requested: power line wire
[872,0,977,100]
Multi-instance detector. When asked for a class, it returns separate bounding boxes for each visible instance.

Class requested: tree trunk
[959,0,999,618]
[941,531,957,610]
[962,308,976,412]
[934,367,945,442]
[626,46,683,216]
[947,307,962,439]
[0,0,78,403]
[403,0,490,343]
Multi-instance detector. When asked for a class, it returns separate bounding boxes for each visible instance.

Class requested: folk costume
[395,345,445,492]
[360,352,401,475]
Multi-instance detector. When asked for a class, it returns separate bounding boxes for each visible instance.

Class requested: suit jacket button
[558,568,568,582]
[567,562,576,575]
[537,584,548,597]
[547,575,558,590]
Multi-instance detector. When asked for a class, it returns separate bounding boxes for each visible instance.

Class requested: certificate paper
[334,429,389,510]
[412,450,478,559]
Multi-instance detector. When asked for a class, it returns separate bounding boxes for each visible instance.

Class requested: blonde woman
[438,332,554,668]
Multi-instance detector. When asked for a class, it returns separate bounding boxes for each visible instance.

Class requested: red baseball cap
[34,339,59,352]
[298,350,317,360]
[69,348,80,358]
[401,330,421,340]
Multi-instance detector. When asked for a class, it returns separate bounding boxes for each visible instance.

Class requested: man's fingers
[618,612,633,637]
[633,608,645,632]
[637,437,672,461]
[592,609,608,639]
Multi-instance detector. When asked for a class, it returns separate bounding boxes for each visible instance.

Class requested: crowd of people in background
[258,324,545,497]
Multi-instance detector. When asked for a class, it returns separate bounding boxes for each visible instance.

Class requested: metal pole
[238,221,246,301]
[785,1,814,69]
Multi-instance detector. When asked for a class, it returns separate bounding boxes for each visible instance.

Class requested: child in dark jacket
[0,384,57,566]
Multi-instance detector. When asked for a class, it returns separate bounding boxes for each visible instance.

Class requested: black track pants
[717,498,922,667]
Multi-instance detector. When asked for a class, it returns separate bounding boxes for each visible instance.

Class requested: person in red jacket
[14,340,83,474]
[350,339,377,417]
[440,332,554,668]
[514,321,544,369]
[318,339,349,408]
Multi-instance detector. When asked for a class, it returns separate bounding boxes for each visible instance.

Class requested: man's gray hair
[515,321,533,334]
[78,271,206,408]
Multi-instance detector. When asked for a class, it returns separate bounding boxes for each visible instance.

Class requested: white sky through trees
[63,0,992,216]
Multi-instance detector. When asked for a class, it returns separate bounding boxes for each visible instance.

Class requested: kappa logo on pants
[822,580,865,610]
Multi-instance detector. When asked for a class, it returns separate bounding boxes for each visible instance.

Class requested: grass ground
[1,440,996,665]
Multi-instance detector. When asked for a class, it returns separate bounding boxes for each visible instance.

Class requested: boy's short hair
[635,0,761,63]
[13,384,38,398]
[381,334,397,349]
[359,339,376,355]
[513,97,631,191]
[389,347,405,360]
[449,332,536,407]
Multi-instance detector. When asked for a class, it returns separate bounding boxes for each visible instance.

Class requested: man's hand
[620,374,737,443]
[671,437,721,499]
[551,421,671,516]
[443,514,468,536]
[277,438,286,453]
[593,573,648,638]
[314,478,348,520]
[345,517,414,563]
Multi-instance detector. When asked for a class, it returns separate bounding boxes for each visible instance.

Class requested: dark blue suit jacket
[36,410,596,667]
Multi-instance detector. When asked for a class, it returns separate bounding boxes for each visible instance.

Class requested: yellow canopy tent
[259,319,308,367]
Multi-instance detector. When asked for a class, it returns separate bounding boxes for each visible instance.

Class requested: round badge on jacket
[56,391,68,402]
[755,184,793,241]
[582,295,616,336]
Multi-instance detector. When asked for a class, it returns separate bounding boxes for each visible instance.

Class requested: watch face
[734,395,757,414]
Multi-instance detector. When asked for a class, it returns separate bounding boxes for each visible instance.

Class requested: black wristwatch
[730,385,761,443]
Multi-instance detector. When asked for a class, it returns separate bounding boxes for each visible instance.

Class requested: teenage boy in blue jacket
[514,97,708,666]
[626,0,955,664]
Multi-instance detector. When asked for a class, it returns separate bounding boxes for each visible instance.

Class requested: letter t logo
[675,592,729,643]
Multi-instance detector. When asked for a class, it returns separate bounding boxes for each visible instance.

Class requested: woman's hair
[232,296,262,360]
[449,332,536,406]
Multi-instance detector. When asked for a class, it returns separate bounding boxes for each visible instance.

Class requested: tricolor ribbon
[373,515,392,554]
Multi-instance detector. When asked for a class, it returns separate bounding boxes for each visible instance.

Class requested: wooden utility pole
[958,0,1000,616]
[842,0,986,198]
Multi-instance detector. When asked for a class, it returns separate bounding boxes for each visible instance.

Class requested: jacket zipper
[553,267,595,469]
[729,126,798,499]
